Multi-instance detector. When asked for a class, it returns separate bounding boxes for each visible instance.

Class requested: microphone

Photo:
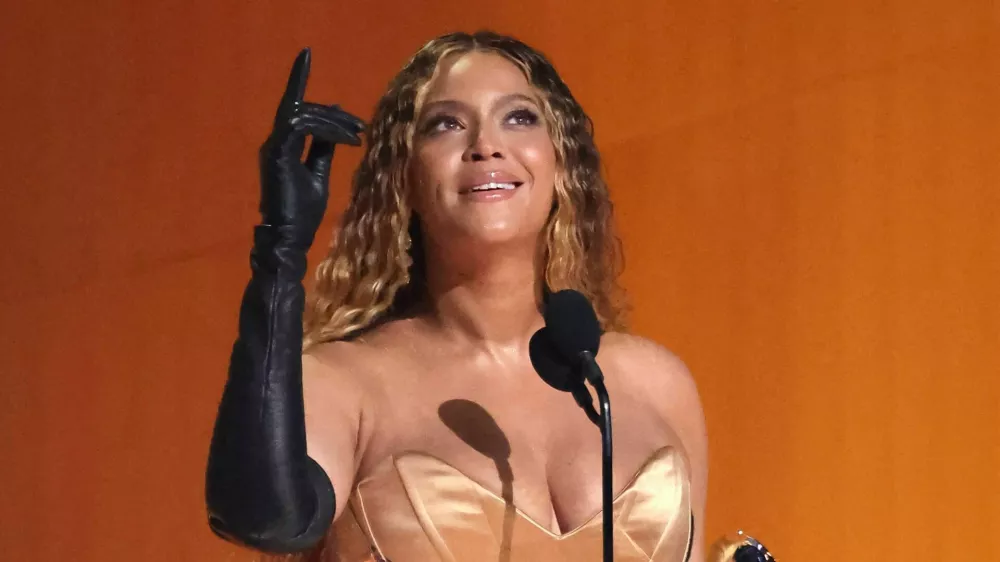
[542,289,601,366]
[531,289,613,562]
[541,289,608,405]
[528,328,601,426]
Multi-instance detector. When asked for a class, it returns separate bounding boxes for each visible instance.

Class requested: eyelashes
[419,107,541,135]
[421,114,461,134]
[506,108,539,126]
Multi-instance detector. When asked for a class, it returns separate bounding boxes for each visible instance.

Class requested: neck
[418,238,545,355]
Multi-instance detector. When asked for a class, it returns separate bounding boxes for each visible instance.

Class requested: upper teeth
[470,182,516,192]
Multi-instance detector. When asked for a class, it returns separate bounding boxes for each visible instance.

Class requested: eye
[506,108,540,127]
[422,114,463,135]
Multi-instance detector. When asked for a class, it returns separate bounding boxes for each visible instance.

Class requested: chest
[357,359,677,534]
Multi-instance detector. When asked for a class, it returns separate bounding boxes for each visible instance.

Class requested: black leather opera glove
[205,48,363,553]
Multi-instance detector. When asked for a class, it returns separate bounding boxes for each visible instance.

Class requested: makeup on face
[409,51,557,243]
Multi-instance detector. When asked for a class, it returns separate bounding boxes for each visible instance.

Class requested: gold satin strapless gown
[322,446,693,562]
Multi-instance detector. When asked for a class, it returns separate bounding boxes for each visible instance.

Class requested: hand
[258,48,364,246]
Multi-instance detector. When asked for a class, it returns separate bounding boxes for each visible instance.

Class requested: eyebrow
[420,92,540,115]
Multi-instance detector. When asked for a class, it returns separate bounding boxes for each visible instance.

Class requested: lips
[458,171,525,194]
[465,181,521,193]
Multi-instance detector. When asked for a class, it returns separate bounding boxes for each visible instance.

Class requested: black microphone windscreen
[544,289,601,360]
[529,328,578,392]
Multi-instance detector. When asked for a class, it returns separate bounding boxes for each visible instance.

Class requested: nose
[463,123,504,162]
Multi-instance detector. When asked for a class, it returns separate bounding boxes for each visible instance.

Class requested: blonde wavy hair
[302,30,627,350]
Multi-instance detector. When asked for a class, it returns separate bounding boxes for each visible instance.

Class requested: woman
[207,31,709,562]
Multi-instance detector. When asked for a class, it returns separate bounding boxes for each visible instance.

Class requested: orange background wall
[1,1,997,560]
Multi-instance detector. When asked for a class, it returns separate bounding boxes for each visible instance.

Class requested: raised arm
[205,48,364,553]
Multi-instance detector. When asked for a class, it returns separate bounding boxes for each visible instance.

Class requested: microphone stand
[579,350,612,562]
[571,384,602,426]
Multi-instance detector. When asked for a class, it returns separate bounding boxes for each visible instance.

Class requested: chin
[462,221,543,247]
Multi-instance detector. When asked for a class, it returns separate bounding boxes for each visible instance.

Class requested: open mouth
[460,181,524,194]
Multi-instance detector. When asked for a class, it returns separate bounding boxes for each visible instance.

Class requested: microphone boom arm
[579,351,613,562]
[571,384,602,427]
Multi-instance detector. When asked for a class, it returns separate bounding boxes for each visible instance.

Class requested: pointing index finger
[275,48,311,124]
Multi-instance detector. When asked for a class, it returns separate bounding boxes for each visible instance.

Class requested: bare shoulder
[302,319,419,407]
[600,332,707,463]
[302,340,369,406]
[305,337,377,384]
[599,332,699,399]
[301,337,379,419]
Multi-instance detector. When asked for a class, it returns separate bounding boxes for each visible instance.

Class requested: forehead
[422,51,533,103]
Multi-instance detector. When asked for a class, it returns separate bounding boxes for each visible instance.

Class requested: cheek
[410,146,450,213]
[518,132,555,171]
[520,139,558,197]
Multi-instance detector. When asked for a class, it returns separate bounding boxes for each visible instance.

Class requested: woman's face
[410,51,557,252]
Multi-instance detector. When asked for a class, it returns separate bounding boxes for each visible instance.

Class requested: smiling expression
[409,51,558,251]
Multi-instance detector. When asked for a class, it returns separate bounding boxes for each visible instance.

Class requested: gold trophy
[710,531,777,562]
